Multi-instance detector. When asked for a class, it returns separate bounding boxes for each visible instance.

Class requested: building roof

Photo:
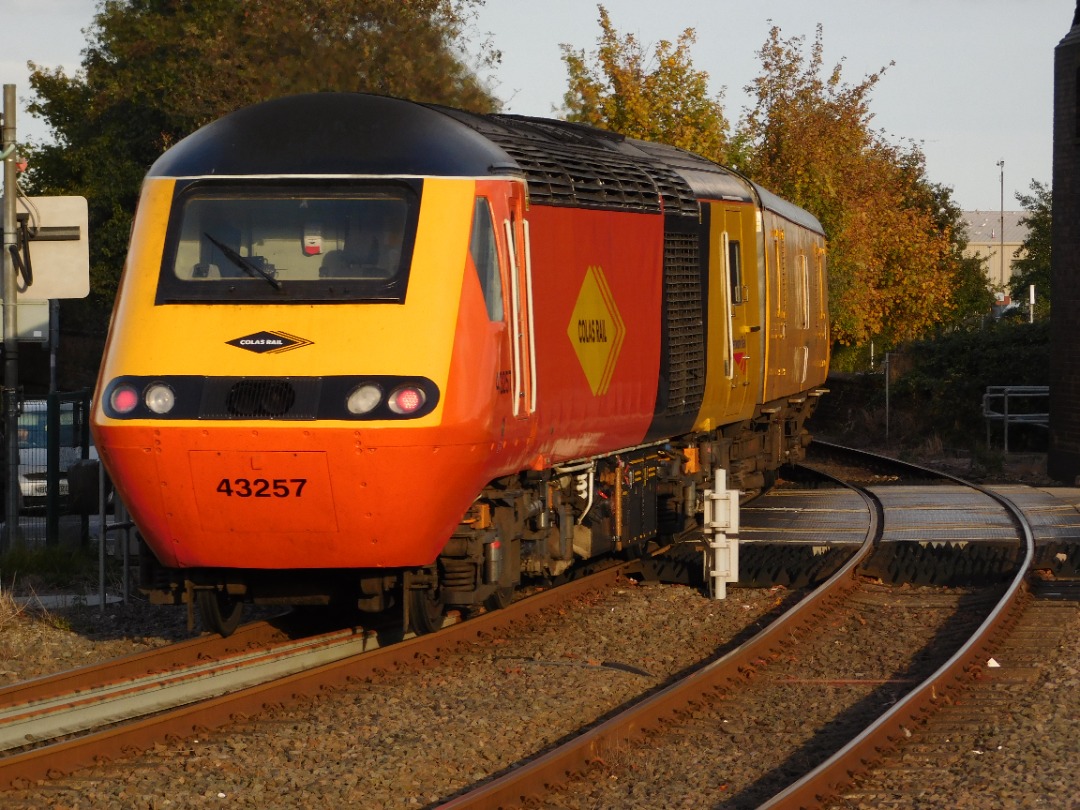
[962,210,1029,244]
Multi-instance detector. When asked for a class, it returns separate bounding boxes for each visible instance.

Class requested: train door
[720,205,761,421]
[700,203,761,429]
[763,215,791,402]
[809,244,830,387]
[471,181,536,433]
[504,187,536,419]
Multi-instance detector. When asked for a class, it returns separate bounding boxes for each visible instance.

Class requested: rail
[437,474,881,809]
[0,562,633,789]
[759,442,1036,809]
[983,385,1049,453]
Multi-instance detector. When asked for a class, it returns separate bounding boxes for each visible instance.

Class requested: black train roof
[149,93,822,232]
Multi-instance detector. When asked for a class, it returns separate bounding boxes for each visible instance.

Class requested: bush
[812,320,1050,451]
[894,320,1049,446]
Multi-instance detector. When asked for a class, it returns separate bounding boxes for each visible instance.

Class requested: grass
[0,544,115,597]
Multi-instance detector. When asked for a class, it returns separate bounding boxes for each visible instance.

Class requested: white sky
[1,0,1073,211]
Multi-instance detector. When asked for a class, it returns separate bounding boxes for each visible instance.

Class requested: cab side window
[729,239,743,304]
[469,198,504,321]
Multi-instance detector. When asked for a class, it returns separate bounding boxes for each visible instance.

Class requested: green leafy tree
[1010,179,1051,317]
[24,0,499,332]
[559,5,730,164]
[739,25,981,347]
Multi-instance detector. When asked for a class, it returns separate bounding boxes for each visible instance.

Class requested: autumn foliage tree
[561,12,990,349]
[740,25,984,346]
[559,6,730,164]
[25,0,499,331]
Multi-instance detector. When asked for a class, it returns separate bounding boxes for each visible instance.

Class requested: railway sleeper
[862,541,1023,586]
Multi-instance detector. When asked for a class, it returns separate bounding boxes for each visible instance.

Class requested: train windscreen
[155,180,421,304]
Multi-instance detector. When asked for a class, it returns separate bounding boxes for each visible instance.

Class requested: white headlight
[347,384,383,415]
[144,383,176,415]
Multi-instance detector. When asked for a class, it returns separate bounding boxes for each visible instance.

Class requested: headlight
[346,383,383,415]
[109,384,140,415]
[144,383,176,415]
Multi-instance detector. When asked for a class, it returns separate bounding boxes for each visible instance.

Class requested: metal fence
[982,385,1050,453]
[6,389,95,548]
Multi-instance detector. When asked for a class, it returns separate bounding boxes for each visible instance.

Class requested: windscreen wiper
[204,233,282,290]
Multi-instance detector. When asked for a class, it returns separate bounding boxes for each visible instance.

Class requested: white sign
[12,195,90,300]
[15,300,49,342]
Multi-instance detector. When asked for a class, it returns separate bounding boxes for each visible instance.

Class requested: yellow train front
[92,93,828,634]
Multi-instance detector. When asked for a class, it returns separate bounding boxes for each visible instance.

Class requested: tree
[906,178,994,330]
[24,0,499,332]
[738,25,984,346]
[559,5,730,164]
[1010,180,1051,317]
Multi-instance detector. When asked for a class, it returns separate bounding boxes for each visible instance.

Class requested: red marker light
[110,385,140,414]
[388,386,425,415]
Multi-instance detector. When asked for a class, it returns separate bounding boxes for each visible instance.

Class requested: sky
[0,0,1073,212]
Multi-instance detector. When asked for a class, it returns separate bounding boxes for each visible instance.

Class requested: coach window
[469,198,504,321]
[728,240,744,304]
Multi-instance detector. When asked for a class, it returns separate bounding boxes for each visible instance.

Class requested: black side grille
[200,378,321,420]
[490,135,668,212]
[661,232,705,419]
[436,109,701,215]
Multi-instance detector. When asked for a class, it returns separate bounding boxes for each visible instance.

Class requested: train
[90,93,829,635]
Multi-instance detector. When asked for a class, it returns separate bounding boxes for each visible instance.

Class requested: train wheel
[484,585,514,612]
[196,589,244,637]
[407,586,446,635]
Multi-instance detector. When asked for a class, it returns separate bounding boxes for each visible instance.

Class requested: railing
[982,385,1049,453]
[6,390,94,549]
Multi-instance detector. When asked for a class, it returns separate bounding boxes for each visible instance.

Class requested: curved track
[758,443,1038,809]
[436,467,883,808]
[438,445,1036,809]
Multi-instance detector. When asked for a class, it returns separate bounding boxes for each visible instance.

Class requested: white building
[961,210,1029,290]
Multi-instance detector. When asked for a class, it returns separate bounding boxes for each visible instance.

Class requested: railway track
[827,578,1080,809]
[438,446,1039,809]
[3,444,1068,806]
[0,562,632,790]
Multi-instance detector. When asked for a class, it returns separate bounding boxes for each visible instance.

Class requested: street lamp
[997,159,1005,287]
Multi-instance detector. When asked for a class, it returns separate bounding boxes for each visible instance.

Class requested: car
[17,400,96,510]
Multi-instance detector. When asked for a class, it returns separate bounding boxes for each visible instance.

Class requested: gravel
[1,461,1076,808]
[4,577,1076,809]
[1,580,792,808]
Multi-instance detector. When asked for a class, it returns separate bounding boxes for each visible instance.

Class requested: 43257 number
[216,478,307,498]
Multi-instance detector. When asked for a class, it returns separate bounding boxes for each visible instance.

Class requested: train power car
[90,93,829,635]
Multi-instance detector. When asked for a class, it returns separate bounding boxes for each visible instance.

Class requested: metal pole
[98,458,106,611]
[49,299,59,392]
[2,86,20,550]
[884,352,890,444]
[997,159,1005,287]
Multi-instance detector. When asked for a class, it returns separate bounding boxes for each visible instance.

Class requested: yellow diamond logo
[567,265,625,396]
